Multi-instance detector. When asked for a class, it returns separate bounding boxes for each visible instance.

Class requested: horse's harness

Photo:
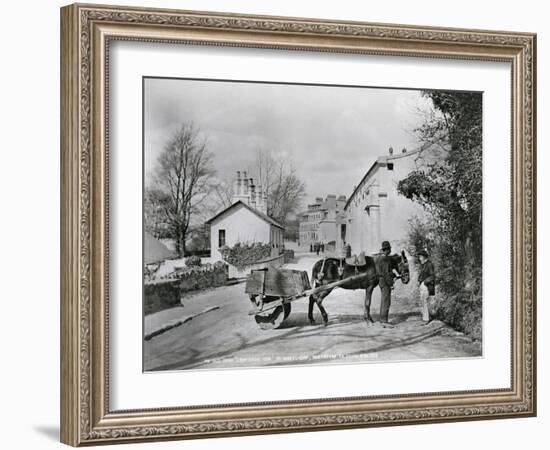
[315,254,405,287]
[316,256,361,284]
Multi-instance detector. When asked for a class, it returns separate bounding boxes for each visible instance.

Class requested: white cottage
[206,171,285,263]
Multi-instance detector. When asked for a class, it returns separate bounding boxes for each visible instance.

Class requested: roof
[205,201,285,230]
[344,145,426,211]
[144,232,175,264]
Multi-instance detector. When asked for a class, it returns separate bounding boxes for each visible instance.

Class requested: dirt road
[144,252,481,371]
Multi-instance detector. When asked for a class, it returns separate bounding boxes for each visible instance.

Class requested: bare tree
[255,148,306,225]
[209,176,234,211]
[153,123,215,256]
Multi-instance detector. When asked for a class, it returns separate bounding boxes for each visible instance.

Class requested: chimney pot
[249,183,256,207]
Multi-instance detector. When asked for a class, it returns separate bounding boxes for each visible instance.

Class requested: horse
[308,251,410,325]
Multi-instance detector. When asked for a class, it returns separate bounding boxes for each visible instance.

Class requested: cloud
[144,78,428,203]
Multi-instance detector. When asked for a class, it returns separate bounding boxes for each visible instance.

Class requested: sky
[144,77,431,206]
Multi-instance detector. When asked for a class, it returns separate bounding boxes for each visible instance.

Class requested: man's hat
[417,249,429,258]
[381,241,391,251]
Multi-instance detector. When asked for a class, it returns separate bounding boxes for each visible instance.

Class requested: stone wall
[178,263,228,294]
[144,263,228,315]
[144,279,181,315]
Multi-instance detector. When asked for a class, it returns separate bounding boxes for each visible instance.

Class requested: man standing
[417,250,435,323]
[345,241,352,258]
[377,241,396,326]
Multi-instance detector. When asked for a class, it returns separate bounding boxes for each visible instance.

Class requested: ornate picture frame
[60,3,536,446]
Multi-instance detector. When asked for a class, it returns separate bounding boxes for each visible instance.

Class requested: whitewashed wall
[346,153,426,255]
[209,204,271,261]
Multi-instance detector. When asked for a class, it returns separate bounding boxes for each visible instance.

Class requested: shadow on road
[279,312,366,328]
[149,310,447,372]
[388,311,420,325]
[149,326,307,371]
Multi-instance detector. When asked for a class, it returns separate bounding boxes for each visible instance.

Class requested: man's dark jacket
[418,260,436,295]
[375,255,395,287]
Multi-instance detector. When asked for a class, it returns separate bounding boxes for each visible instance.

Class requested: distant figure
[417,250,436,323]
[316,243,320,256]
[321,243,325,253]
[345,242,352,258]
[310,243,313,253]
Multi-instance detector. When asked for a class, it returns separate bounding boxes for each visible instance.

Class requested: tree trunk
[173,223,184,257]
[176,228,186,258]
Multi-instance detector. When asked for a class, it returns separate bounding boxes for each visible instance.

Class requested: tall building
[343,146,428,255]
[299,194,347,249]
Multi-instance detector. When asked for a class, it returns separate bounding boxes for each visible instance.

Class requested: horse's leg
[309,262,321,326]
[363,285,375,325]
[316,289,330,325]
[308,295,316,325]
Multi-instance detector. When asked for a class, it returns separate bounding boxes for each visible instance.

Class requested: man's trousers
[379,278,392,323]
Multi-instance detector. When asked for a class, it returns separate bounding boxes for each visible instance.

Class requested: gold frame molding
[60,3,536,446]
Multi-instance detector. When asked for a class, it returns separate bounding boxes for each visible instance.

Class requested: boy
[417,250,435,323]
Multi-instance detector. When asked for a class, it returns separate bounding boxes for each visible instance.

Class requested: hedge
[220,242,272,270]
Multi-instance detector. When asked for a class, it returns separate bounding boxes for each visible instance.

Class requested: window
[218,229,226,248]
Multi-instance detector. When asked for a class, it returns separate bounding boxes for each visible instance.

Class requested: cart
[245,267,369,329]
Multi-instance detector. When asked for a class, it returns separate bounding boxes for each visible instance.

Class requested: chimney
[236,171,242,195]
[243,174,249,201]
[232,171,250,204]
[249,182,256,209]
[232,171,242,204]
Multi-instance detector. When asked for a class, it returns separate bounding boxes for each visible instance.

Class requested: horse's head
[394,250,410,284]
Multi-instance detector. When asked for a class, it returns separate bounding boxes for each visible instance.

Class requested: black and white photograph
[142,78,483,372]
[0,0,544,447]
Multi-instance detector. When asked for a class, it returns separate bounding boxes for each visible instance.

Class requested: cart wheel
[254,303,292,330]
[283,302,291,319]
